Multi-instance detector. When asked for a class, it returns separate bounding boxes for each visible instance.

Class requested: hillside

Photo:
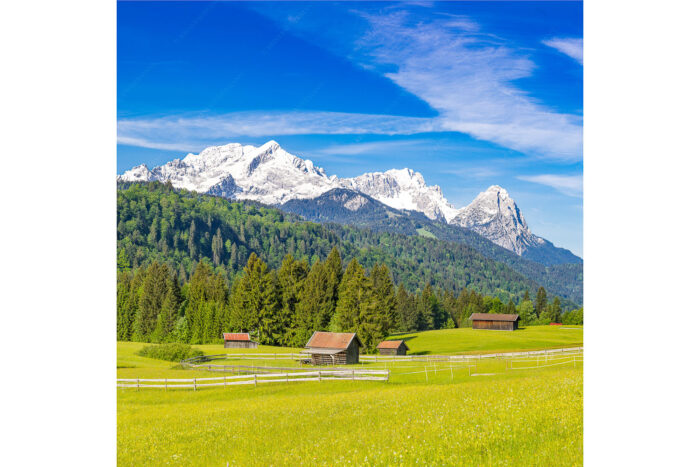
[117,182,578,306]
[281,188,582,303]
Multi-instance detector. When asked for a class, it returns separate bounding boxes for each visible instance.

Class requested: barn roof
[468,313,520,322]
[305,331,362,349]
[377,340,409,350]
[223,332,251,341]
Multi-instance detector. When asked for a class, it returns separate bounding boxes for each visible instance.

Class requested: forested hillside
[117,183,582,347]
[118,182,568,303]
[282,188,582,303]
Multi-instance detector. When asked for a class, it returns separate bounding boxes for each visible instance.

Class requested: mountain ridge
[119,140,580,264]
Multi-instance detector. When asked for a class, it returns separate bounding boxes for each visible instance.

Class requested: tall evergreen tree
[535,286,548,317]
[369,264,398,334]
[134,261,170,341]
[417,283,437,330]
[330,259,366,332]
[395,283,417,332]
[276,254,309,346]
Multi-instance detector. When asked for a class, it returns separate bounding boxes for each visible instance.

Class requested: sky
[117,1,583,256]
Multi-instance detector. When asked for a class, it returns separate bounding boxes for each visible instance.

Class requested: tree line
[117,182,583,308]
[117,248,582,352]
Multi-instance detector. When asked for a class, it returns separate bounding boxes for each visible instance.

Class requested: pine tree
[522,290,531,303]
[276,254,309,346]
[330,259,366,332]
[134,261,170,341]
[395,283,417,332]
[505,299,516,314]
[369,264,397,334]
[417,283,437,330]
[535,287,548,317]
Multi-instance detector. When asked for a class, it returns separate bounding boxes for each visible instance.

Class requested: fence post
[194,378,197,391]
[254,374,257,388]
[318,371,322,382]
[352,369,355,381]
[424,365,428,382]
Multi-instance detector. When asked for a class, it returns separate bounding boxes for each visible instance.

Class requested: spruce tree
[535,287,548,317]
[276,254,309,346]
[369,264,397,334]
[330,259,366,332]
[135,262,170,341]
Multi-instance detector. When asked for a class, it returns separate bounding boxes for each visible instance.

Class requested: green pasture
[117,326,583,465]
[118,365,582,465]
[389,325,582,355]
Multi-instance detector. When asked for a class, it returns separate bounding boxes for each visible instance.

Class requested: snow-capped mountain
[118,140,580,263]
[118,140,455,220]
[343,169,457,222]
[119,141,335,205]
[449,186,544,255]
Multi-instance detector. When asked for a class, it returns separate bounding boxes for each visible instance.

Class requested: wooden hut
[377,340,409,356]
[469,313,521,331]
[223,332,258,349]
[302,331,362,365]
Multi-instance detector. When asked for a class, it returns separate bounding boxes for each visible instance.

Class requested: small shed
[377,340,409,356]
[223,332,259,349]
[302,331,362,365]
[469,313,521,331]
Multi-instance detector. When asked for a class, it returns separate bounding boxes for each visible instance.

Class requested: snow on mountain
[118,141,579,262]
[118,140,456,220]
[449,185,545,255]
[119,141,336,205]
[341,168,457,221]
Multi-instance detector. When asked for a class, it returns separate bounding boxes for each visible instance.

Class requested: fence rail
[182,346,583,365]
[117,369,389,390]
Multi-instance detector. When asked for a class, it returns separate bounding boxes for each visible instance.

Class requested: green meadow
[117,326,583,465]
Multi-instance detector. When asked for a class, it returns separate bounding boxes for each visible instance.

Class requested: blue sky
[117,1,583,256]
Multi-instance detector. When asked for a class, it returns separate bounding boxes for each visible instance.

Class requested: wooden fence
[182,346,583,365]
[117,369,389,390]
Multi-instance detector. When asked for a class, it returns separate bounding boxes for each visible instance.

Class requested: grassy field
[388,325,583,355]
[117,326,583,465]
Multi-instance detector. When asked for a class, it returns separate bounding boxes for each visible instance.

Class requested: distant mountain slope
[117,182,579,308]
[118,140,581,265]
[280,188,582,304]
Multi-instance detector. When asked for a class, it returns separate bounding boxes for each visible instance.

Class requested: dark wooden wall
[472,320,517,331]
[378,343,407,355]
[224,341,259,349]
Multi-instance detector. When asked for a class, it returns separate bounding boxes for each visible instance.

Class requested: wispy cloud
[118,111,436,151]
[118,10,582,163]
[542,37,583,65]
[518,174,582,197]
[354,11,582,161]
[318,139,429,155]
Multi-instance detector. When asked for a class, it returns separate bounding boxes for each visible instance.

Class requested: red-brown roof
[469,313,520,322]
[223,333,251,341]
[377,340,408,350]
[305,331,361,349]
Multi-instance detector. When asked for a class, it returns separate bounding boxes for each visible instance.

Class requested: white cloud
[355,11,583,161]
[118,12,583,163]
[318,139,428,155]
[117,111,436,151]
[542,37,583,65]
[518,174,582,197]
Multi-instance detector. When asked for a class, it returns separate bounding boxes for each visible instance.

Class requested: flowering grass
[389,325,583,355]
[117,328,583,465]
[118,366,582,465]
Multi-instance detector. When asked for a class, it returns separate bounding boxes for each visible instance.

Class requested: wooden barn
[469,313,521,331]
[222,332,258,349]
[302,331,362,365]
[376,340,409,356]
